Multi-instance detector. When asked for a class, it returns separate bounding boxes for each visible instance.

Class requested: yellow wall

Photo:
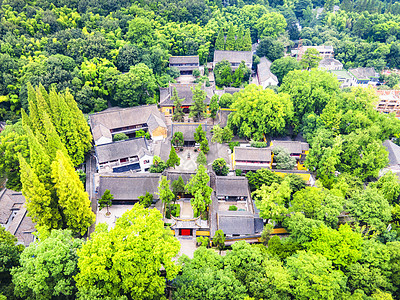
[152,126,167,138]
[274,171,311,181]
[196,231,210,236]
[160,106,173,116]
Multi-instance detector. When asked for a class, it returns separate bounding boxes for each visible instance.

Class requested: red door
[180,229,192,236]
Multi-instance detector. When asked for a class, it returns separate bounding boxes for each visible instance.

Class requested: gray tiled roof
[89,105,166,141]
[171,124,208,142]
[319,58,343,68]
[170,56,199,64]
[95,138,148,163]
[270,140,309,154]
[147,113,166,133]
[349,67,378,80]
[383,140,400,166]
[234,147,271,162]
[98,174,161,201]
[215,176,249,198]
[218,210,255,235]
[166,171,197,185]
[0,189,35,246]
[257,57,278,84]
[214,50,253,65]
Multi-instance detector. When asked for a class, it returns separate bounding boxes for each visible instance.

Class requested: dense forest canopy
[1,0,400,121]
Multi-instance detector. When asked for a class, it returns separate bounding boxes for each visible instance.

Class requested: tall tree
[0,122,29,191]
[172,176,186,199]
[99,189,113,215]
[196,150,207,166]
[12,230,82,299]
[172,87,184,122]
[185,165,213,216]
[270,57,302,84]
[166,146,180,168]
[213,230,226,254]
[301,48,322,69]
[225,25,236,51]
[215,28,225,51]
[158,176,175,212]
[0,227,22,299]
[243,28,252,51]
[209,94,219,120]
[194,124,206,144]
[235,26,244,51]
[51,150,95,236]
[212,158,229,176]
[75,204,180,299]
[189,85,207,121]
[19,155,61,235]
[229,85,293,140]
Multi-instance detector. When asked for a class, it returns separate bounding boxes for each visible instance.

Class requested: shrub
[250,141,268,148]
[235,169,243,176]
[228,205,238,211]
[113,133,129,141]
[212,158,229,176]
[228,141,240,152]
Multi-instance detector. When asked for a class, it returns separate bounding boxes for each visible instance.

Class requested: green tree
[219,93,234,108]
[196,150,207,166]
[245,168,282,192]
[172,132,184,147]
[229,85,293,140]
[225,25,236,51]
[214,60,233,87]
[200,139,209,154]
[194,124,206,144]
[173,247,247,299]
[273,146,297,170]
[301,48,322,69]
[256,37,285,62]
[346,187,391,231]
[19,155,61,236]
[369,171,400,205]
[113,63,157,107]
[75,204,180,299]
[51,150,95,236]
[209,94,219,120]
[243,28,252,51]
[232,62,251,87]
[158,176,175,213]
[0,227,22,300]
[167,146,181,169]
[255,12,287,38]
[138,191,154,208]
[270,57,302,84]
[215,28,225,51]
[113,133,129,141]
[286,251,347,299]
[235,26,244,51]
[291,187,344,227]
[172,176,186,199]
[189,85,207,121]
[285,212,326,244]
[306,224,363,270]
[99,189,113,215]
[149,156,168,173]
[185,165,213,216]
[12,230,82,300]
[213,229,225,254]
[253,181,291,223]
[172,88,185,122]
[0,122,29,191]
[212,158,229,176]
[279,69,340,126]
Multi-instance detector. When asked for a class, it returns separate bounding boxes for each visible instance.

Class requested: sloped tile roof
[218,210,255,235]
[213,50,253,65]
[95,138,148,163]
[98,174,161,201]
[215,176,250,198]
[234,147,271,162]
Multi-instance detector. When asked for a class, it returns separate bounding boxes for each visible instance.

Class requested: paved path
[86,151,97,237]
